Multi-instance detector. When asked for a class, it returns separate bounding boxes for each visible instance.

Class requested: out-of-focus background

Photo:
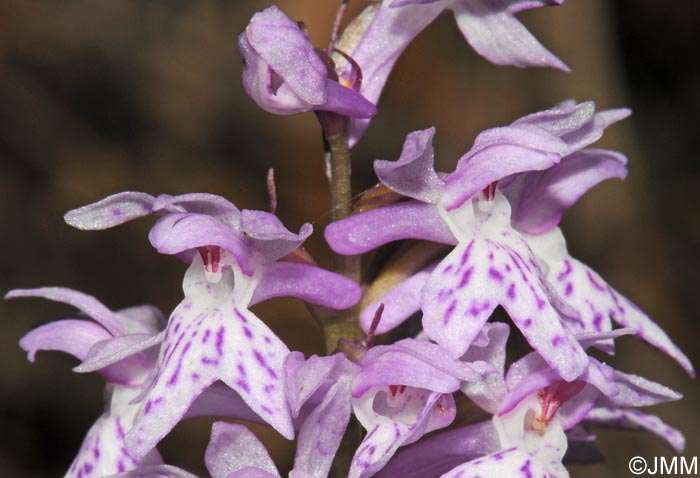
[1,1,698,476]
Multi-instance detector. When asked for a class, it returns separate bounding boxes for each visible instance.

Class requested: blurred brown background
[1,1,698,477]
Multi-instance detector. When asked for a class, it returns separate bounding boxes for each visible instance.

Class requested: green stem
[318,112,363,354]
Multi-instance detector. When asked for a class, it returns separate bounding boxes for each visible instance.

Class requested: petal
[151,193,242,230]
[64,191,156,230]
[6,287,124,336]
[252,262,361,310]
[359,265,433,334]
[506,149,628,234]
[239,33,313,115]
[321,80,377,118]
[374,128,444,203]
[185,382,269,425]
[422,237,588,381]
[293,376,353,478]
[114,305,167,335]
[374,420,500,478]
[444,125,565,210]
[285,352,356,417]
[585,406,685,453]
[205,422,281,478]
[74,333,163,386]
[540,247,695,376]
[325,201,456,255]
[439,447,550,478]
[125,264,293,458]
[609,371,682,407]
[148,213,254,275]
[19,319,112,363]
[350,390,454,478]
[245,7,327,105]
[104,465,199,478]
[340,2,445,146]
[452,1,568,71]
[460,322,510,413]
[241,209,312,263]
[67,386,163,478]
[355,338,482,397]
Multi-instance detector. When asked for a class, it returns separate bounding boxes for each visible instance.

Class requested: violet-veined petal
[64,191,156,230]
[543,249,694,376]
[125,264,293,458]
[68,386,163,478]
[19,319,111,363]
[293,376,353,478]
[609,371,682,407]
[252,262,361,310]
[184,382,268,426]
[350,390,454,478]
[422,238,588,381]
[452,1,568,71]
[105,465,199,478]
[585,406,685,453]
[439,447,550,478]
[374,128,444,203]
[325,201,456,255]
[205,422,281,478]
[6,287,124,336]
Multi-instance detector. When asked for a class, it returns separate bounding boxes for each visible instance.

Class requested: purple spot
[557,260,573,281]
[263,384,276,395]
[173,322,181,334]
[565,282,573,297]
[144,400,153,415]
[116,417,126,439]
[235,308,248,323]
[215,326,225,356]
[593,313,604,331]
[202,329,211,343]
[444,264,453,274]
[83,463,93,474]
[507,283,516,300]
[551,336,564,347]
[520,459,533,478]
[238,363,247,376]
[459,240,475,267]
[468,302,480,317]
[457,267,474,289]
[523,318,532,328]
[243,326,254,339]
[111,208,122,217]
[263,336,272,344]
[167,341,192,386]
[586,270,606,292]
[201,357,220,366]
[253,349,267,367]
[118,461,126,473]
[183,302,192,310]
[488,267,503,282]
[368,445,377,455]
[488,251,494,261]
[191,372,200,380]
[93,447,100,459]
[444,299,457,325]
[236,379,251,392]
[261,404,274,415]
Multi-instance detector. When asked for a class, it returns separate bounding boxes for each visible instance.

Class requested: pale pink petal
[205,422,281,478]
[64,191,156,230]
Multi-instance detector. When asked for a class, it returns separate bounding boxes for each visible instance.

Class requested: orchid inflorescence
[7,2,693,478]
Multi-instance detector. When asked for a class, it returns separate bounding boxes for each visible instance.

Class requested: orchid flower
[331,0,567,145]
[326,104,597,381]
[6,287,165,478]
[378,326,684,478]
[238,6,376,119]
[65,191,362,458]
